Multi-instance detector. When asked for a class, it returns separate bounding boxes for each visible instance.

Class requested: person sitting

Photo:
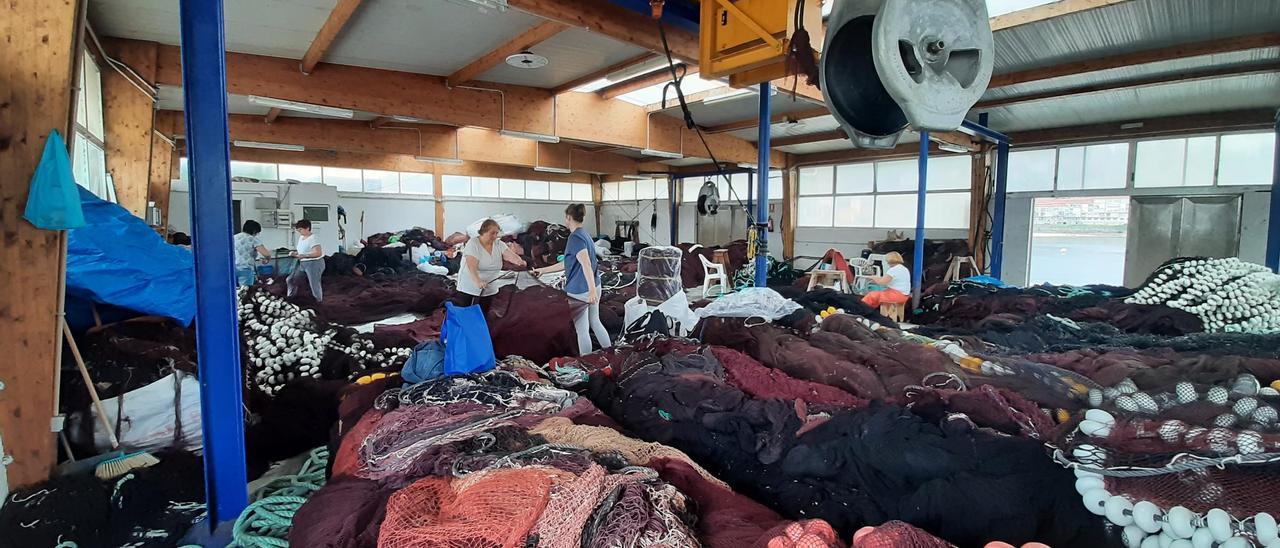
[233,220,271,287]
[453,218,525,314]
[861,251,912,307]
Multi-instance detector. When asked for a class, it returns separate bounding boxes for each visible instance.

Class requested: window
[928,155,971,190]
[797,196,834,227]
[549,182,572,201]
[526,180,550,200]
[499,178,524,199]
[874,193,918,228]
[71,50,111,201]
[1134,137,1217,188]
[833,195,874,227]
[400,173,433,195]
[835,164,874,194]
[572,183,592,202]
[471,177,499,197]
[799,166,833,195]
[768,170,783,200]
[1007,149,1056,192]
[322,167,362,192]
[279,164,322,183]
[637,179,656,199]
[656,179,670,199]
[1218,133,1275,186]
[875,159,918,192]
[362,170,399,193]
[618,180,636,200]
[923,192,971,229]
[1029,197,1129,286]
[1056,143,1128,190]
[602,182,619,201]
[442,175,470,196]
[682,179,706,203]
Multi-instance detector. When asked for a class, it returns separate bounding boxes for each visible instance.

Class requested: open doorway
[1028,197,1129,286]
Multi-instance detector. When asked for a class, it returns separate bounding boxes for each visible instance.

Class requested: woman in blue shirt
[533,203,613,356]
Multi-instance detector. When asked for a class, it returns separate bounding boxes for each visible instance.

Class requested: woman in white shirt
[453,219,525,314]
[287,219,326,301]
[861,251,912,307]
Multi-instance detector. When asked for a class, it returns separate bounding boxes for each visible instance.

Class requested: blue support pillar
[1267,111,1280,272]
[913,133,929,308]
[669,175,678,245]
[990,140,1011,278]
[178,0,249,526]
[755,82,771,286]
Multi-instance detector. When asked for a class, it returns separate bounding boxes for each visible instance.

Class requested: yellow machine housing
[699,0,824,87]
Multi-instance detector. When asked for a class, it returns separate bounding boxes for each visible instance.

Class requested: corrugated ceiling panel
[476,28,648,88]
[90,0,334,59]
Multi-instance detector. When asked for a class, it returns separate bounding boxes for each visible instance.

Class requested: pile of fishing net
[239,287,411,396]
[509,220,570,269]
[1126,257,1280,334]
[260,270,454,325]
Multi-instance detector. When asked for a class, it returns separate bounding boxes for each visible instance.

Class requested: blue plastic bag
[401,339,446,384]
[24,130,85,229]
[441,301,496,376]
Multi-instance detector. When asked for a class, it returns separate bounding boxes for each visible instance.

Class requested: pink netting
[754,520,843,548]
[530,416,729,489]
[851,521,951,548]
[332,409,384,479]
[377,468,553,548]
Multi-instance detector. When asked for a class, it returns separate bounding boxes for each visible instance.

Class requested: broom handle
[62,322,119,449]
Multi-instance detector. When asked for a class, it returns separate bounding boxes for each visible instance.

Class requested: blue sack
[441,301,496,376]
[401,339,446,384]
[24,130,86,230]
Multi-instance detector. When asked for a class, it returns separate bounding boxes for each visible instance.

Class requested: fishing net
[377,468,553,548]
[637,245,683,305]
[530,416,729,489]
[850,521,952,548]
[1125,257,1280,333]
[753,520,842,548]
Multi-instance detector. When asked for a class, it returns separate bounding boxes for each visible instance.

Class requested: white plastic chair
[698,254,728,298]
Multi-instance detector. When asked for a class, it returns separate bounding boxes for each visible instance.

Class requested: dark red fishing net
[261,272,453,325]
[289,476,394,548]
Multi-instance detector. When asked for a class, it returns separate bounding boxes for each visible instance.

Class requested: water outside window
[1029,197,1129,286]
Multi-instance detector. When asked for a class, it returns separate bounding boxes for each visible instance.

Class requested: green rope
[230,447,329,548]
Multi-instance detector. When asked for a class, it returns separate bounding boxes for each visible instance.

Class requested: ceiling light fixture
[445,0,507,13]
[390,115,419,122]
[415,156,464,165]
[500,129,560,144]
[641,148,684,159]
[935,142,970,154]
[1120,122,1145,130]
[247,96,354,119]
[533,166,571,174]
[622,175,651,180]
[233,140,305,152]
[506,51,549,69]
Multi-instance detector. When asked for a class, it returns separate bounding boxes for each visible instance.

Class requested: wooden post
[432,162,445,237]
[101,39,158,217]
[592,175,603,235]
[148,132,174,231]
[0,0,80,488]
[780,165,797,259]
[968,147,992,271]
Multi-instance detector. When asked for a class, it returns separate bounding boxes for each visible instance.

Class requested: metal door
[1124,195,1241,286]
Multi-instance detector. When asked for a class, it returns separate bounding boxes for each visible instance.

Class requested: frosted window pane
[400,173,433,195]
[874,193,919,228]
[729,173,750,199]
[835,163,874,194]
[1134,139,1186,188]
[834,195,874,227]
[231,161,278,181]
[526,180,549,200]
[279,164,322,183]
[442,175,470,196]
[76,53,89,130]
[799,166,833,195]
[1056,147,1085,190]
[928,155,971,190]
[602,182,619,201]
[924,192,970,229]
[1219,133,1275,186]
[324,167,362,192]
[875,159,918,192]
[572,184,592,202]
[618,181,636,200]
[362,170,399,193]
[656,179,670,199]
[549,182,572,201]
[797,196,833,227]
[1008,149,1056,192]
[636,179,656,199]
[85,56,105,140]
[1083,143,1129,189]
[1184,136,1216,187]
[768,175,782,200]
[471,177,499,197]
[499,178,524,199]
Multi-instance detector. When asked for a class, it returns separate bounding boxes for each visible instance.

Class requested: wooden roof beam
[265,107,282,124]
[990,0,1135,31]
[299,0,366,74]
[507,0,699,63]
[705,107,831,134]
[990,32,1280,88]
[978,61,1280,110]
[553,53,654,94]
[447,21,567,86]
[598,65,693,100]
[771,129,846,148]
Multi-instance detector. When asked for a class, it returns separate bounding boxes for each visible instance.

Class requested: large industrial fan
[821,0,994,148]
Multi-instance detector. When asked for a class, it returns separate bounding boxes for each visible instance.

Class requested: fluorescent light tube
[499,129,560,143]
[935,142,970,154]
[533,166,572,174]
[445,0,507,12]
[415,156,464,165]
[701,89,754,106]
[247,95,354,119]
[622,175,651,180]
[390,115,419,122]
[641,148,684,159]
[1120,122,1145,130]
[736,163,757,169]
[233,140,305,152]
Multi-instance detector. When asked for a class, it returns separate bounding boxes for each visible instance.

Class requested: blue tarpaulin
[67,186,196,325]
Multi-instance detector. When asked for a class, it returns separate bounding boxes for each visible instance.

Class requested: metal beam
[597,64,692,100]
[990,0,1134,31]
[912,133,928,309]
[177,0,248,526]
[447,21,567,86]
[990,140,1011,279]
[552,53,653,94]
[755,82,771,286]
[299,0,365,74]
[977,62,1280,110]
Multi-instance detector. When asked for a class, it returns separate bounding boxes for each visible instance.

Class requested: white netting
[1126,257,1280,333]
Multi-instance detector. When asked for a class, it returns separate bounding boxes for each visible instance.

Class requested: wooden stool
[880,302,904,322]
[807,269,848,292]
[944,256,981,284]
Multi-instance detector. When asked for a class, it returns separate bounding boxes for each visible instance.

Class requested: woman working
[234,220,271,287]
[533,204,612,356]
[454,218,526,314]
[287,219,326,301]
[861,251,912,307]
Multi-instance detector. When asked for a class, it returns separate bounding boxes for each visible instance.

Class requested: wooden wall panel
[0,0,79,488]
[148,132,173,230]
[102,40,157,216]
[536,141,571,171]
[457,127,537,166]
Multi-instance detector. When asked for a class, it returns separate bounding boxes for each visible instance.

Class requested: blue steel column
[179,0,249,525]
[755,83,771,286]
[990,140,1011,278]
[669,175,678,245]
[1266,111,1280,272]
[913,133,929,308]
